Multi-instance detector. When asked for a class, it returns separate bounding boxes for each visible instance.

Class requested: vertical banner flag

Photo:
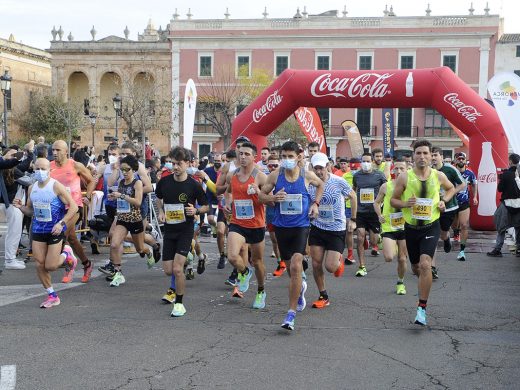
[183,79,197,149]
[447,121,469,147]
[341,120,364,159]
[488,72,520,154]
[294,107,327,153]
[381,108,395,157]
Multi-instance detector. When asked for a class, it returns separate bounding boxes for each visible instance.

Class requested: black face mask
[213,163,221,169]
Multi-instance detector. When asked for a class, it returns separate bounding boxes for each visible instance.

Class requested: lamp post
[112,93,122,139]
[89,113,97,147]
[0,70,12,146]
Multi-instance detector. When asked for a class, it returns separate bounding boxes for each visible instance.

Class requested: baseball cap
[455,152,467,159]
[311,152,329,168]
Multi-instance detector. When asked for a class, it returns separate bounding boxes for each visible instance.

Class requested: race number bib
[280,194,303,215]
[412,198,433,220]
[117,198,131,213]
[390,212,404,230]
[318,204,334,223]
[33,201,52,222]
[234,199,255,220]
[164,203,186,224]
[360,188,375,204]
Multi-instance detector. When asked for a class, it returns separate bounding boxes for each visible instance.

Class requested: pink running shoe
[61,245,78,283]
[40,295,61,308]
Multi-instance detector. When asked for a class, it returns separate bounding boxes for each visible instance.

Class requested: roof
[498,34,520,43]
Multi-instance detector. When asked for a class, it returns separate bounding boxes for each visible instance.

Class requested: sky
[1,0,518,50]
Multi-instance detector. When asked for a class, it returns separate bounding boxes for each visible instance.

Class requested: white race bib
[360,188,375,204]
[117,198,131,213]
[33,201,52,222]
[164,203,186,224]
[318,204,334,223]
[412,198,433,220]
[280,194,303,215]
[234,199,255,220]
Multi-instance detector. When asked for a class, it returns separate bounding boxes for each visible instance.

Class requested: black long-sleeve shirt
[498,166,520,201]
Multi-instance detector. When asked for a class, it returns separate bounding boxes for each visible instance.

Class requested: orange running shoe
[273,260,287,277]
[334,259,345,277]
[61,245,78,283]
[81,260,93,283]
[312,296,330,309]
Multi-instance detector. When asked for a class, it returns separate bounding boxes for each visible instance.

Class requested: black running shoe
[443,238,452,253]
[98,261,115,275]
[186,268,195,280]
[217,254,226,269]
[486,249,503,257]
[197,254,207,274]
[431,266,439,280]
[153,243,161,263]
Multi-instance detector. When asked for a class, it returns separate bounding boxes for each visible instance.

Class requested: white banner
[488,72,520,153]
[183,79,197,149]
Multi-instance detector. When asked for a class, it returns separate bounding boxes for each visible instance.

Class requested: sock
[320,290,328,300]
[347,248,353,258]
[170,274,176,290]
[372,245,378,250]
[258,286,264,293]
[175,294,183,304]
[114,264,122,272]
[460,243,466,251]
[288,309,296,315]
[418,299,427,309]
[220,252,225,257]
[139,252,145,258]
[46,287,55,296]
[241,267,249,276]
[231,268,238,278]
[397,278,404,284]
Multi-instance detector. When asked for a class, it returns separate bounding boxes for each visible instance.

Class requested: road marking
[0,365,16,390]
[0,283,83,308]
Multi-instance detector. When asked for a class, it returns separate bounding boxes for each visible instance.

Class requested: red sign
[294,107,327,153]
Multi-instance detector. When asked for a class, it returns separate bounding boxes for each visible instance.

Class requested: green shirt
[438,163,463,212]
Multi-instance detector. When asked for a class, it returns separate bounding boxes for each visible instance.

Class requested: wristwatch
[59,220,66,227]
[120,194,125,200]
[314,201,320,206]
[351,218,357,222]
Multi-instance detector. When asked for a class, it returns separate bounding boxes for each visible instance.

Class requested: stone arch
[99,71,122,117]
[67,71,89,107]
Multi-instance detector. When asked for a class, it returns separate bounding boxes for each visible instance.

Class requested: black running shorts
[457,202,470,212]
[404,221,441,264]
[116,220,144,235]
[381,230,406,241]
[228,223,265,245]
[356,212,381,234]
[32,232,65,245]
[274,226,310,261]
[309,225,346,253]
[439,210,457,232]
[163,228,194,260]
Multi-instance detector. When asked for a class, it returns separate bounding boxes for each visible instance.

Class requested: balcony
[423,127,457,138]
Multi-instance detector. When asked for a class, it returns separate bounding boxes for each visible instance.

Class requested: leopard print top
[116,178,142,223]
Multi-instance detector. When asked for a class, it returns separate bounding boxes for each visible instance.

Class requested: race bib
[33,201,52,222]
[234,199,255,220]
[360,188,375,204]
[318,204,334,223]
[280,194,303,215]
[164,203,186,224]
[117,198,131,213]
[390,212,404,230]
[412,198,433,220]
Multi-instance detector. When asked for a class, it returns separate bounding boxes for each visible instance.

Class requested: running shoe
[431,266,439,280]
[296,279,307,312]
[171,303,186,317]
[91,241,100,255]
[81,260,93,283]
[371,246,380,256]
[414,307,427,326]
[312,296,330,309]
[110,271,125,287]
[271,251,276,258]
[334,259,345,277]
[225,276,238,287]
[61,245,78,283]
[232,286,244,298]
[486,249,503,257]
[355,266,367,277]
[252,291,266,309]
[237,267,254,293]
[98,260,115,275]
[443,238,452,253]
[162,288,176,304]
[273,260,287,277]
[281,311,296,331]
[153,243,161,263]
[457,250,466,262]
[345,253,356,265]
[146,251,155,269]
[396,283,407,295]
[186,268,195,280]
[40,295,60,309]
[197,253,207,275]
[217,254,226,269]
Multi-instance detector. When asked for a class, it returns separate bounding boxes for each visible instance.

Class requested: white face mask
[108,155,118,165]
[281,158,297,170]
[186,167,197,175]
[361,162,372,172]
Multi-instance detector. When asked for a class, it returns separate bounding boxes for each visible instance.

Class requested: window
[515,70,520,77]
[516,46,520,57]
[199,56,212,77]
[276,56,289,76]
[356,108,371,135]
[5,90,11,111]
[359,56,372,70]
[400,56,414,69]
[198,144,211,159]
[316,56,330,70]
[443,150,453,160]
[237,56,250,77]
[424,108,454,137]
[397,108,412,137]
[443,55,457,73]
[315,107,330,129]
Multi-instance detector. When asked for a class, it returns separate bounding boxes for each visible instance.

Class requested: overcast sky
[1,0,517,49]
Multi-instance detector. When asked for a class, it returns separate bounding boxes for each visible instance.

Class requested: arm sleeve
[205,179,216,195]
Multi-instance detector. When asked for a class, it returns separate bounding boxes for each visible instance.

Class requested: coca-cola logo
[311,73,393,99]
[478,172,497,183]
[443,93,483,123]
[295,108,325,149]
[252,91,283,123]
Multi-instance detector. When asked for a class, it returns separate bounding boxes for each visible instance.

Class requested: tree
[268,116,308,147]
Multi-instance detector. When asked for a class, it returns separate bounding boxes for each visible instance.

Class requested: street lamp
[112,93,122,139]
[89,113,97,147]
[0,70,12,146]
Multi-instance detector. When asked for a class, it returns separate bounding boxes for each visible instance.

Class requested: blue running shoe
[414,307,427,326]
[296,280,307,312]
[281,310,296,331]
[237,267,254,293]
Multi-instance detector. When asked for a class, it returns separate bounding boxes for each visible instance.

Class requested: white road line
[0,365,16,390]
[0,283,83,308]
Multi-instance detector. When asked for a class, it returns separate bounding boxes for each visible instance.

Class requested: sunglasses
[268,164,279,168]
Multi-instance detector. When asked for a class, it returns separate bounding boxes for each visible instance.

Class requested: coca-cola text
[443,93,483,123]
[311,73,393,99]
[478,172,497,184]
[252,91,283,123]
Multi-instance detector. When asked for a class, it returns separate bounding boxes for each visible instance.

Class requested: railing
[423,127,458,138]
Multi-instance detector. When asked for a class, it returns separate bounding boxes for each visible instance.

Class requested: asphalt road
[0,228,519,390]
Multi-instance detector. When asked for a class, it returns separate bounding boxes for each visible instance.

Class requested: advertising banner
[294,107,327,153]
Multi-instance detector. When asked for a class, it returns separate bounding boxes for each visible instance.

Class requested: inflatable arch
[232,67,508,230]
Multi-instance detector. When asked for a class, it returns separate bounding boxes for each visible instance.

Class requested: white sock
[46,287,55,295]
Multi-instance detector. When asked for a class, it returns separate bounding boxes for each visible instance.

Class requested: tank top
[402,169,441,226]
[381,180,404,233]
[31,178,65,234]
[272,167,311,228]
[343,171,355,208]
[116,178,142,223]
[50,159,83,207]
[103,163,121,207]
[230,168,265,228]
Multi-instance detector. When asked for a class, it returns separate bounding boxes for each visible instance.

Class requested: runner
[265,155,284,277]
[372,148,391,179]
[257,146,270,175]
[203,153,222,239]
[259,141,324,330]
[353,152,387,277]
[156,147,208,317]
[334,158,350,177]
[343,158,361,264]
[373,159,408,295]
[13,158,79,308]
[308,153,357,308]
[50,140,95,283]
[391,139,456,325]
[452,152,478,261]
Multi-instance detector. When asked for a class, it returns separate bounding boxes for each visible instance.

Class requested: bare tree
[268,116,308,147]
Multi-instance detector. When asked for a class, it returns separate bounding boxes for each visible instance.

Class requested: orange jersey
[230,169,265,228]
[50,159,83,207]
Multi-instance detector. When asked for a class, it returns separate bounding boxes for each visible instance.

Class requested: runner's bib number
[33,201,52,222]
[117,198,131,213]
[360,188,375,204]
[412,198,433,220]
[280,194,303,215]
[318,204,334,223]
[390,212,404,230]
[164,203,186,224]
[234,199,254,219]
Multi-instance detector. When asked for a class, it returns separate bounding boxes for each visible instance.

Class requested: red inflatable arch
[232,67,508,230]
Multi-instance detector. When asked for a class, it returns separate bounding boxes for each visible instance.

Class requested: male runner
[257,147,270,175]
[372,148,391,179]
[391,139,455,325]
[265,155,284,277]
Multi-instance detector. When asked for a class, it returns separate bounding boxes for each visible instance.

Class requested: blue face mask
[34,170,49,183]
[281,158,297,170]
[186,167,197,175]
[164,162,173,170]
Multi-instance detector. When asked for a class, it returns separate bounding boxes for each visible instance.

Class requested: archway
[232,67,508,230]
